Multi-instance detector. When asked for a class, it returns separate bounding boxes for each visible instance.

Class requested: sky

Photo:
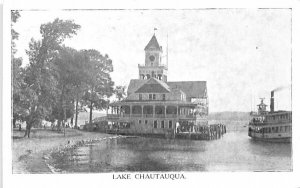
[13,9,292,112]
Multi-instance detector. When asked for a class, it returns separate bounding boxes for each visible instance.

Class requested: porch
[107,101,197,120]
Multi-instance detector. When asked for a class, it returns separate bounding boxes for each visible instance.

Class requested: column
[164,105,167,118]
[129,105,131,117]
[141,105,144,117]
[153,105,155,118]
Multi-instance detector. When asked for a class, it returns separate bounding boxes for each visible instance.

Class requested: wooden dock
[85,123,226,141]
[175,124,226,140]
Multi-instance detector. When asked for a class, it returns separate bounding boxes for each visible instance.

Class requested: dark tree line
[11,12,122,138]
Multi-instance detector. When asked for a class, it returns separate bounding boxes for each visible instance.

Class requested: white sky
[13,9,292,112]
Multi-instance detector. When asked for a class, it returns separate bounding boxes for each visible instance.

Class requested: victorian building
[106,34,208,136]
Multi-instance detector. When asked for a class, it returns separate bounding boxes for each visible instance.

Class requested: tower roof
[144,34,162,51]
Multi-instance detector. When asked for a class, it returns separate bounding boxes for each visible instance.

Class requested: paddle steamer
[248,90,292,142]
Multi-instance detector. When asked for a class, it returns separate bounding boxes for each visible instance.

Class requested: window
[169,120,172,129]
[161,121,165,129]
[162,94,166,101]
[145,120,148,124]
[153,94,156,100]
[139,120,142,124]
[154,120,157,128]
[139,94,142,100]
[149,94,152,100]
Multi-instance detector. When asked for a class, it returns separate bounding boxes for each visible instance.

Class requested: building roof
[144,35,161,51]
[127,79,147,96]
[135,78,170,93]
[168,81,207,99]
[127,79,207,99]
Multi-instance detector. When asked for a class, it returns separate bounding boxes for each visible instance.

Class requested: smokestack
[270,91,274,112]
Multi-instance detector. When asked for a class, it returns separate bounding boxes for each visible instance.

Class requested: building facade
[107,34,208,135]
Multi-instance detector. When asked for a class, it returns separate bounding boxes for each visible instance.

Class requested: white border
[3,0,300,188]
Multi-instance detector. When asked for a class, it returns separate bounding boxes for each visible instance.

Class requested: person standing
[176,122,180,133]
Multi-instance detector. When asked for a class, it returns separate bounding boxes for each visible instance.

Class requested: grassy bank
[12,128,113,173]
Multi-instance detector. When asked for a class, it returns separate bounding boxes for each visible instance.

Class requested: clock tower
[138,34,168,82]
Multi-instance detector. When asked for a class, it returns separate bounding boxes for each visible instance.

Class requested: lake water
[49,130,292,172]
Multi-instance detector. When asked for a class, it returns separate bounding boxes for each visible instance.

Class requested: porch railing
[107,114,120,118]
[131,114,142,117]
[107,113,196,119]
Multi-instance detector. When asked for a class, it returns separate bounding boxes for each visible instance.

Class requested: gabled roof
[167,81,207,99]
[127,79,207,100]
[135,78,170,93]
[144,35,161,51]
[127,79,147,96]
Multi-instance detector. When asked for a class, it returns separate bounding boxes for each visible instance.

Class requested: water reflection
[50,131,292,173]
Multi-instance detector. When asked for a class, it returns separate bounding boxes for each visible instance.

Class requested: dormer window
[149,94,152,100]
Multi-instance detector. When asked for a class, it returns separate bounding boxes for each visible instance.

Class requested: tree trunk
[24,123,31,138]
[27,127,31,138]
[57,120,61,132]
[13,118,17,128]
[63,105,66,137]
[75,93,79,128]
[89,101,93,124]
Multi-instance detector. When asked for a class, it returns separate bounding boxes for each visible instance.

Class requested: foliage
[12,17,116,137]
[20,18,81,137]
[11,10,20,55]
[81,49,114,124]
[114,85,127,101]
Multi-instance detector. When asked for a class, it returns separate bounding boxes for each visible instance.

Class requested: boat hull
[249,135,291,143]
[248,128,291,143]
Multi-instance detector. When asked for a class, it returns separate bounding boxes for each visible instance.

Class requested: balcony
[107,114,120,119]
[166,114,177,118]
[155,114,165,118]
[107,113,196,120]
[144,114,154,118]
[131,114,142,117]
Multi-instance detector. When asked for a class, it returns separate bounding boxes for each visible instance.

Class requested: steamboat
[248,90,292,142]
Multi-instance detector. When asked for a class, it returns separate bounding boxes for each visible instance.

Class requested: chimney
[270,91,274,112]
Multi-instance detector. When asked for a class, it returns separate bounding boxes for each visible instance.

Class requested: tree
[11,10,20,55]
[69,50,90,128]
[11,10,25,130]
[22,18,80,137]
[12,57,26,129]
[81,50,114,124]
[51,47,88,132]
[115,85,126,101]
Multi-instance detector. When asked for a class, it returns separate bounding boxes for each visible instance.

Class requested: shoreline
[12,128,127,173]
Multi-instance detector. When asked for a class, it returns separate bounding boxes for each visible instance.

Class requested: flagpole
[167,33,168,69]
